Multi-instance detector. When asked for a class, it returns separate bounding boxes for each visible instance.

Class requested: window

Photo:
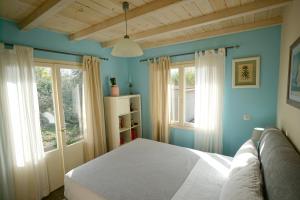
[35,66,57,151]
[184,67,195,124]
[60,68,83,145]
[169,62,195,127]
[35,60,84,152]
[169,68,179,122]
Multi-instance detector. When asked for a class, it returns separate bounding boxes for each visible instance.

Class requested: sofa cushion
[259,129,300,200]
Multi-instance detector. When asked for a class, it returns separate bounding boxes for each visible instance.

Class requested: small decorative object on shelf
[129,82,133,94]
[119,117,125,128]
[110,77,120,96]
[130,102,134,111]
[131,119,134,127]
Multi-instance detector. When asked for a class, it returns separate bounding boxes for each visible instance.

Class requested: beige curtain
[149,56,171,143]
[0,44,50,200]
[82,56,107,161]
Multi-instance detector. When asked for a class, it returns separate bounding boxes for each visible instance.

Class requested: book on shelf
[131,129,138,140]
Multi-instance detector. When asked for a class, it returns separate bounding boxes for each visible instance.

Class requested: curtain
[194,48,225,153]
[82,56,107,161]
[149,56,171,143]
[0,72,15,200]
[0,44,50,199]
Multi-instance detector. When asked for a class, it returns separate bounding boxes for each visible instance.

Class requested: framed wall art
[232,56,260,88]
[287,36,300,109]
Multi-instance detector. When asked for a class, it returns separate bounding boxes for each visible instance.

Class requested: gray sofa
[259,129,300,200]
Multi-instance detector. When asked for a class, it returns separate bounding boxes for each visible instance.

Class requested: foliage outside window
[60,68,84,145]
[169,63,195,128]
[35,66,57,151]
[35,63,84,152]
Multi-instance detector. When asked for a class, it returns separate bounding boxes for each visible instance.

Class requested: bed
[65,129,300,200]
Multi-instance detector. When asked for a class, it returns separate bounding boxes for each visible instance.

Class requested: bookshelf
[104,95,142,151]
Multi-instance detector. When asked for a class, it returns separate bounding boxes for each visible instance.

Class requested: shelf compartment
[131,112,140,127]
[120,130,131,145]
[130,96,140,112]
[130,126,141,139]
[119,114,130,131]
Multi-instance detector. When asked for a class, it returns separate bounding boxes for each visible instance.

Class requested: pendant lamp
[111,2,143,57]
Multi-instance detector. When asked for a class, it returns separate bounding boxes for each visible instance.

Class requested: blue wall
[0,19,129,96]
[0,18,281,156]
[128,26,281,156]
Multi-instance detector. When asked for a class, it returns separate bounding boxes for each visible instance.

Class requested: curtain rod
[139,45,240,63]
[2,41,109,61]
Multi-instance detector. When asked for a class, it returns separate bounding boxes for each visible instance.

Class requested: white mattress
[65,139,232,200]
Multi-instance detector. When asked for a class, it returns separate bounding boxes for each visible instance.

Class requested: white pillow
[219,161,263,200]
[235,139,258,157]
[229,139,259,177]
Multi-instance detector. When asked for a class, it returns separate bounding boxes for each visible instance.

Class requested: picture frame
[232,56,260,88]
[287,36,300,109]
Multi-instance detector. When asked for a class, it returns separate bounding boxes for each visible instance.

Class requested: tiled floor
[42,187,65,200]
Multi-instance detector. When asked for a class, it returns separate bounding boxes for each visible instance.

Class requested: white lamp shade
[252,127,265,142]
[111,38,143,57]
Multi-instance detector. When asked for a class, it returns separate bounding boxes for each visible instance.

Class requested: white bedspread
[171,150,232,200]
[65,139,232,200]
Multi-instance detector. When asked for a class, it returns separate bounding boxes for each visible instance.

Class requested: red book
[131,129,137,140]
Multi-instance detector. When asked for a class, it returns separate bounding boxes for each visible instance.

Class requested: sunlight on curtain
[82,56,107,161]
[194,48,225,153]
[0,44,50,200]
[149,56,170,143]
[0,70,15,200]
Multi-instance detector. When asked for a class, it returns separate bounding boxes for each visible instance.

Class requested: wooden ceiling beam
[102,0,290,48]
[69,0,182,41]
[19,0,76,30]
[140,16,282,49]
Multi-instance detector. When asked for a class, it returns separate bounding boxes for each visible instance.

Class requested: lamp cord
[125,7,128,37]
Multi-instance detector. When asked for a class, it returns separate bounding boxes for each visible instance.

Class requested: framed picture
[287,36,300,109]
[232,56,260,88]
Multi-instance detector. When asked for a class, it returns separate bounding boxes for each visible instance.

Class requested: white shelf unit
[104,94,142,151]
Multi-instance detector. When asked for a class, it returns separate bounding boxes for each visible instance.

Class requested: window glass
[60,68,83,145]
[35,66,57,151]
[184,67,195,124]
[169,68,179,122]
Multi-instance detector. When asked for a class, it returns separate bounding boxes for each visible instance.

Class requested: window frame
[34,58,84,152]
[169,61,196,130]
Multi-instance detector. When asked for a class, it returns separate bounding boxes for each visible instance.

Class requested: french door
[34,59,85,190]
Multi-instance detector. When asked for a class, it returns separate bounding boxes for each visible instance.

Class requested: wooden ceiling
[0,0,290,49]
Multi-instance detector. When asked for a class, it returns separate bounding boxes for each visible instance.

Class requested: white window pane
[60,68,83,145]
[35,66,57,152]
[169,68,179,122]
[184,67,195,123]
